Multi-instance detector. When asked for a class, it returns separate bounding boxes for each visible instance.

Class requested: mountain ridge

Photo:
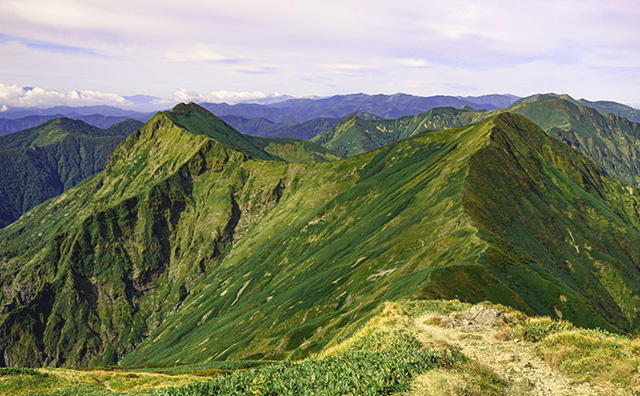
[1,105,639,369]
[0,117,142,227]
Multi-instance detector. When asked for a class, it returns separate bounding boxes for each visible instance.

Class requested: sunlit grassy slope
[8,300,639,395]
[314,96,640,187]
[1,103,639,369]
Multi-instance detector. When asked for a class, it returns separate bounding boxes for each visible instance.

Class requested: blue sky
[1,0,639,108]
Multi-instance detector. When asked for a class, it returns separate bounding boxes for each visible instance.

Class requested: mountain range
[1,102,640,371]
[313,95,640,187]
[0,93,517,135]
[201,93,519,123]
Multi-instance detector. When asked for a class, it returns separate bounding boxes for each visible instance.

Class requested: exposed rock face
[446,305,513,329]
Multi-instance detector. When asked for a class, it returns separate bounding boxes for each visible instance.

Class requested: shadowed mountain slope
[314,96,640,187]
[0,105,639,370]
[506,96,640,186]
[311,106,484,157]
[0,117,142,227]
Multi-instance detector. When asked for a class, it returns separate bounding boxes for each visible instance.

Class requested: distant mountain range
[0,106,154,135]
[201,93,520,123]
[0,93,518,135]
[2,102,640,369]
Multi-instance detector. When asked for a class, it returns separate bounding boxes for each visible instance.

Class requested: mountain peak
[169,102,221,119]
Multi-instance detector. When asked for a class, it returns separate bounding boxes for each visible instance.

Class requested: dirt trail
[411,308,603,396]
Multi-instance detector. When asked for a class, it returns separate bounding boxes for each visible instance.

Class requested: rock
[446,305,512,329]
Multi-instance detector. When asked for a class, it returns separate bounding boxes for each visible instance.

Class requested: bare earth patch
[410,306,612,396]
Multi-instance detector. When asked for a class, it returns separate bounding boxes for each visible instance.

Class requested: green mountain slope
[514,93,640,122]
[0,117,142,227]
[1,104,639,369]
[505,96,640,186]
[311,106,484,157]
[313,96,640,187]
[251,136,342,162]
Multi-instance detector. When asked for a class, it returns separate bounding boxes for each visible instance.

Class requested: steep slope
[506,96,640,186]
[313,96,640,188]
[311,106,484,157]
[123,112,640,366]
[0,117,142,227]
[1,107,639,370]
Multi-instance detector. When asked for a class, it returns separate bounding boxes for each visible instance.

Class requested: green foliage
[250,136,342,162]
[152,329,447,396]
[0,367,49,377]
[311,107,484,157]
[0,117,141,227]
[514,317,575,342]
[507,96,640,186]
[1,104,640,372]
[24,384,128,396]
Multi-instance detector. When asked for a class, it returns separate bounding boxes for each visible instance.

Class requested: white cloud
[0,105,8,112]
[0,84,131,107]
[170,89,280,104]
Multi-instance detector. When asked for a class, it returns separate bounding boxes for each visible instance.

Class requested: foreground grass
[153,315,457,395]
[6,300,640,395]
[505,315,640,394]
[536,326,640,391]
[0,366,210,396]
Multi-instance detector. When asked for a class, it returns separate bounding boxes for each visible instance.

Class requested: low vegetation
[537,327,640,391]
[4,300,640,395]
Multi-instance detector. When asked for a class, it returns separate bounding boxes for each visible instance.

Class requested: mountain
[0,105,152,120]
[0,106,154,134]
[312,96,640,187]
[0,117,142,227]
[251,136,342,162]
[202,93,519,123]
[456,93,520,108]
[505,96,640,186]
[1,104,639,369]
[513,93,640,122]
[220,114,379,140]
[311,106,485,157]
[0,114,145,135]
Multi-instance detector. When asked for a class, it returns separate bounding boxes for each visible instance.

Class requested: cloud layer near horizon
[0,0,638,106]
[0,84,283,109]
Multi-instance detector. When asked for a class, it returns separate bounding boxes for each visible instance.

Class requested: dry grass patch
[538,329,640,392]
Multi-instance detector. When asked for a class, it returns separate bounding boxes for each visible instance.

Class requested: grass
[7,300,473,396]
[150,300,473,396]
[537,328,640,391]
[3,104,640,371]
[9,299,640,395]
[0,367,218,396]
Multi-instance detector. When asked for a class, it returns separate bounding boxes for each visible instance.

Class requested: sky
[1,0,639,109]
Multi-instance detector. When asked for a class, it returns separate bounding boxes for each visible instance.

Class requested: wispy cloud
[0,33,98,55]
[162,45,237,63]
[0,0,639,103]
